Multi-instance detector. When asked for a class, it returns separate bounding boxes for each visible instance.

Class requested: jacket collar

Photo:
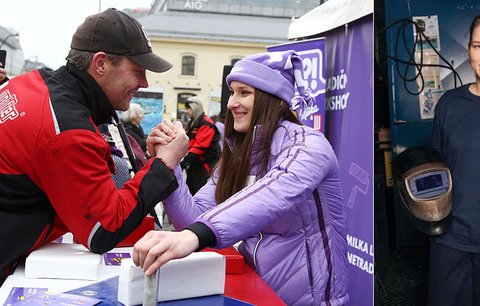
[64,63,116,126]
[225,125,266,156]
[187,112,206,131]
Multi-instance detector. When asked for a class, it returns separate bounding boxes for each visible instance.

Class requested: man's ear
[90,52,108,76]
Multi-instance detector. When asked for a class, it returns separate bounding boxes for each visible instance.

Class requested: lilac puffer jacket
[163,120,349,306]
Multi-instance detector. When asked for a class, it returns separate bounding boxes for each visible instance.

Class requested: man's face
[102,57,148,111]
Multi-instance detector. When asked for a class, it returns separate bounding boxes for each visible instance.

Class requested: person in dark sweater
[429,14,480,306]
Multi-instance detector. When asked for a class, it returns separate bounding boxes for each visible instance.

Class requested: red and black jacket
[0,63,177,280]
[182,114,220,174]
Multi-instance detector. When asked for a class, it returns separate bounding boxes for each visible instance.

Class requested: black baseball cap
[70,8,172,73]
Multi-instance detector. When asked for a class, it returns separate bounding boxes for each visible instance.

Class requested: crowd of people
[0,8,348,306]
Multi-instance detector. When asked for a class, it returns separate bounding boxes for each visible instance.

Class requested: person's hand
[132,230,199,275]
[146,120,178,156]
[147,120,188,169]
[0,67,7,83]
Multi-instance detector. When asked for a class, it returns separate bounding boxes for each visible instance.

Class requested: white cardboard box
[118,252,226,305]
[25,243,102,280]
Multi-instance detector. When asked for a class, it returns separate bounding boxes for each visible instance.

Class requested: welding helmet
[392,146,452,235]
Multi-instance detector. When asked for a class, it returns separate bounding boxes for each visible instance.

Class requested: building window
[182,55,195,76]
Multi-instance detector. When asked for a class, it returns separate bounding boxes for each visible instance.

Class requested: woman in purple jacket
[134,50,349,306]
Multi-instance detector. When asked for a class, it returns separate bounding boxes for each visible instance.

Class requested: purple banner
[325,16,373,306]
[268,38,326,132]
[271,15,373,306]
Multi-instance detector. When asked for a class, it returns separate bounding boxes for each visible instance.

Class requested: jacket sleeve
[180,152,200,170]
[162,164,217,230]
[188,125,216,156]
[31,130,178,253]
[196,128,339,248]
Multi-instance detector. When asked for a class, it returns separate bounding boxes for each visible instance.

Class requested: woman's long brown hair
[214,89,301,204]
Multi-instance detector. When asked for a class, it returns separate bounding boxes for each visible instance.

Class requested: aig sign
[184,0,208,10]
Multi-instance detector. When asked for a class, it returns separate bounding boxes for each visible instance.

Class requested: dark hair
[66,49,122,70]
[214,89,301,204]
[469,15,480,46]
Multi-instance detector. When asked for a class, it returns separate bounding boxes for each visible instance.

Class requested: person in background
[210,113,225,151]
[181,96,220,195]
[0,8,188,285]
[133,50,349,306]
[122,103,149,167]
[429,15,480,306]
[122,103,148,153]
[97,124,132,189]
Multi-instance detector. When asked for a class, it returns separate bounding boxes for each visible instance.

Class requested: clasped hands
[136,120,199,274]
[146,120,189,169]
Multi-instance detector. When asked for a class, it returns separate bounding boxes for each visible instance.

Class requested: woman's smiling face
[227,81,255,133]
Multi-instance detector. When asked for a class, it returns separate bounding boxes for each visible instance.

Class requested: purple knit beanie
[226,50,315,111]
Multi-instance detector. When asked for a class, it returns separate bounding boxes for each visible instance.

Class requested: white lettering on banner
[325,69,350,111]
[297,102,320,121]
[347,252,374,274]
[325,92,350,111]
[0,89,19,124]
[347,234,374,256]
[326,69,348,91]
[297,49,326,97]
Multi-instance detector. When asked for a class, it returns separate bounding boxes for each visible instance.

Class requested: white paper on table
[25,244,102,281]
[118,252,226,305]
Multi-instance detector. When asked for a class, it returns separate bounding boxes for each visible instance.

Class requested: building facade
[137,0,318,124]
[0,26,23,76]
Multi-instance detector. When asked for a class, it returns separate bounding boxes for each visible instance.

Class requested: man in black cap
[0,8,187,284]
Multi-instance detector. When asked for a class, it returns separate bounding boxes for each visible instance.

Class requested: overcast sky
[2,0,154,69]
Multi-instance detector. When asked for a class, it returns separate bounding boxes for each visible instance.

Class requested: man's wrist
[156,156,174,171]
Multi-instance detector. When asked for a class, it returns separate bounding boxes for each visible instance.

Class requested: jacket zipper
[253,232,263,272]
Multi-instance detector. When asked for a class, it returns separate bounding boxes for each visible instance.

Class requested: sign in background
[130,91,164,134]
[325,16,373,306]
[269,38,326,132]
[271,15,373,306]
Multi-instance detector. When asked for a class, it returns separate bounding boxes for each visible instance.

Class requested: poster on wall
[413,15,441,51]
[413,23,444,120]
[129,90,164,134]
[268,38,326,132]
